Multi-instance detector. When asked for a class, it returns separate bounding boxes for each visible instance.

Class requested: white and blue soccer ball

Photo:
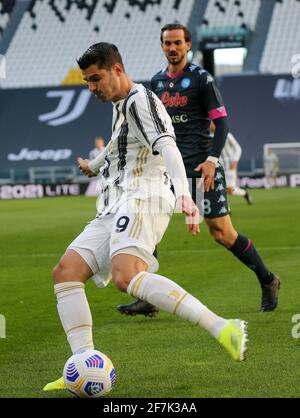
[63,349,116,398]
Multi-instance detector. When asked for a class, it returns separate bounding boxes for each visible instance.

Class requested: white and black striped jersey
[90,83,177,216]
[219,132,242,172]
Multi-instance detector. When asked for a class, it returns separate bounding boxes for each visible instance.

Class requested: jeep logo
[8,148,72,162]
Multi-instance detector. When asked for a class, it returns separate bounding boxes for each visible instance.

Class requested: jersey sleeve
[199,71,228,120]
[88,142,110,174]
[126,88,176,154]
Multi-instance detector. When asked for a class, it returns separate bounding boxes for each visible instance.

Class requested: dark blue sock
[229,234,274,286]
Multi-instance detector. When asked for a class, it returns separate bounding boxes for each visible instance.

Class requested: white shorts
[67,197,172,287]
[224,169,237,189]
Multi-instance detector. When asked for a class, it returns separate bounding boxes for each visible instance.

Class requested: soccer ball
[63,349,116,398]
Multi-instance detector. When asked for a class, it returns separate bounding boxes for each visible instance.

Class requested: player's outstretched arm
[194,117,229,191]
[77,157,97,177]
[176,195,200,236]
[155,137,200,236]
[84,141,111,175]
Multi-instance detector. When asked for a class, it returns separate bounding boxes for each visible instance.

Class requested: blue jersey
[151,63,227,175]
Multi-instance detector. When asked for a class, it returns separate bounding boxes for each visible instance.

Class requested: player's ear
[113,63,123,76]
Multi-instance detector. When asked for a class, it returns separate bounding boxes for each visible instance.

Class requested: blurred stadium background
[0,0,300,197]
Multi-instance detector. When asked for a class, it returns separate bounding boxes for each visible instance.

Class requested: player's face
[161,29,191,66]
[82,64,121,102]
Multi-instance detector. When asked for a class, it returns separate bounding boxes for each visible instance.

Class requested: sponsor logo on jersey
[171,114,188,124]
[160,92,188,108]
[7,148,72,161]
[181,78,191,89]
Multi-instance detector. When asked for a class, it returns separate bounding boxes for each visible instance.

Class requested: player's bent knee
[52,262,65,284]
[111,265,135,292]
[111,255,147,293]
[113,275,129,293]
[111,266,134,292]
[210,229,227,246]
[214,236,227,246]
[52,259,73,284]
[212,230,237,248]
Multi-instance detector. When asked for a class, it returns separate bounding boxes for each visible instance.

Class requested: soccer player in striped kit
[44,42,248,391]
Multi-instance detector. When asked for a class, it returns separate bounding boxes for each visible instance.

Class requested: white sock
[127,272,227,337]
[232,187,246,197]
[54,282,94,354]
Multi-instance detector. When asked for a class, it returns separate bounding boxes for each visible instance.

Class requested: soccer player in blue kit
[118,23,280,316]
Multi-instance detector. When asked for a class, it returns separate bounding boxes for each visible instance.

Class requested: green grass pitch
[0,188,300,398]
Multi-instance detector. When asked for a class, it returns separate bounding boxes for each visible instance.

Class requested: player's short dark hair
[77,42,124,70]
[160,23,192,43]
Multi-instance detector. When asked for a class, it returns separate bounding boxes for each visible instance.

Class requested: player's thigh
[67,217,111,280]
[265,169,271,177]
[53,249,93,283]
[110,198,171,272]
[193,164,230,219]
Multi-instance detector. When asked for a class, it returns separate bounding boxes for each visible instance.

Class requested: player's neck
[167,59,188,74]
[112,77,134,102]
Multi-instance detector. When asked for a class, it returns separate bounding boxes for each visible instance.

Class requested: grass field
[0,188,300,398]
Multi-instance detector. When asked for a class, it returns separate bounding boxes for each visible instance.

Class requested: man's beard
[94,92,108,102]
[167,54,185,65]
